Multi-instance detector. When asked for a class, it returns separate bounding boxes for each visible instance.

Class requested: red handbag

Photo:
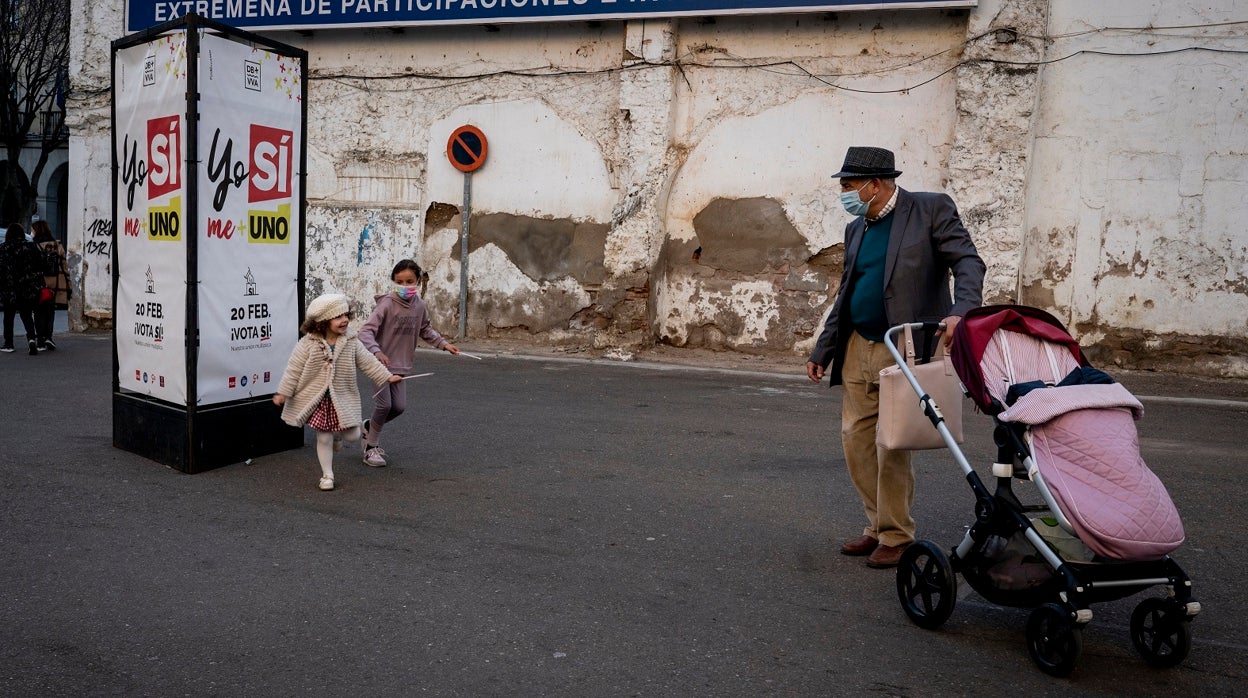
[38,287,54,303]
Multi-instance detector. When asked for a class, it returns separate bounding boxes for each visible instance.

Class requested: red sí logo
[147,115,182,200]
[249,124,293,203]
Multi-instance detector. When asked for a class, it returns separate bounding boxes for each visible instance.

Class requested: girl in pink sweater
[358,260,459,466]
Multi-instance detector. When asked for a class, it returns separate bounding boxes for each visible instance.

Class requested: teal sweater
[848,212,894,341]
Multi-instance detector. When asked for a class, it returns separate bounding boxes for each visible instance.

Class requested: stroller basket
[882,306,1200,677]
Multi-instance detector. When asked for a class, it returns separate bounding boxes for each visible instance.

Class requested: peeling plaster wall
[658,14,966,354]
[949,0,1049,307]
[280,24,630,343]
[419,100,619,338]
[65,1,124,330]
[1020,1,1248,376]
[305,206,424,312]
[66,2,1248,375]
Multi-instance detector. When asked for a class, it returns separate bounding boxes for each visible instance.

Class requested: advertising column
[195,34,302,405]
[114,33,190,404]
[112,16,307,473]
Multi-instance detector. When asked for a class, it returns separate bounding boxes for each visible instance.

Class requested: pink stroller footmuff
[1023,402,1184,561]
[994,356,1185,561]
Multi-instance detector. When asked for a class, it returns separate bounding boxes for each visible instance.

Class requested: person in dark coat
[0,223,46,355]
[31,219,70,350]
[806,146,986,569]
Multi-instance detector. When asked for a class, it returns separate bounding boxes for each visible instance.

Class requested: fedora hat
[832,146,902,179]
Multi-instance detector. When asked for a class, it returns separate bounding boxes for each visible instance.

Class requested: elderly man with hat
[806,146,985,568]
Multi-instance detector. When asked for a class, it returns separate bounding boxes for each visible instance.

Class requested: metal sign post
[459,172,471,340]
[446,125,488,340]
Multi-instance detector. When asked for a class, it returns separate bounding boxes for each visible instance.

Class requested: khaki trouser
[841,331,915,547]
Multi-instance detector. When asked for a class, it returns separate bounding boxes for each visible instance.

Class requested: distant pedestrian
[31,219,70,351]
[357,259,458,467]
[272,293,402,491]
[0,223,46,356]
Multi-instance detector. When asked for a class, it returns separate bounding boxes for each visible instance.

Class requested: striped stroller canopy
[950,305,1090,413]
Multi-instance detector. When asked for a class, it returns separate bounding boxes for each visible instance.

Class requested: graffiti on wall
[357,211,377,265]
[84,218,114,258]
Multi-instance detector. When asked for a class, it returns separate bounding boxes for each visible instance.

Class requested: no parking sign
[447,125,488,173]
[447,124,488,339]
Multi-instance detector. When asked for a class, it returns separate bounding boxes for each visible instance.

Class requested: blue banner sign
[128,0,975,32]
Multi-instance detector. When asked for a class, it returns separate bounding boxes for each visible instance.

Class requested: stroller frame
[881,319,1201,677]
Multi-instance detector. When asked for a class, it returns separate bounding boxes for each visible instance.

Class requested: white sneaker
[318,476,334,491]
[363,446,387,467]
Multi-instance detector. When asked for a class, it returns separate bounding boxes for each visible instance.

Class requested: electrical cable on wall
[297,20,1248,98]
[67,20,1248,102]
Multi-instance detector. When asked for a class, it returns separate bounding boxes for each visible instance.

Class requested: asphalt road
[2,330,1246,696]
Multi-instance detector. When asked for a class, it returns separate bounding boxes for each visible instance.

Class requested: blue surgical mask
[839,182,875,217]
[394,286,418,301]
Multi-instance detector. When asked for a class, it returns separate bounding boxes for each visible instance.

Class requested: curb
[444,349,1248,409]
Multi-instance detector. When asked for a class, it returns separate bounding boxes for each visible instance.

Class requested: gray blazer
[809,187,985,386]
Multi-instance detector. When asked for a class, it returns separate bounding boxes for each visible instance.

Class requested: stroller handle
[882,321,943,356]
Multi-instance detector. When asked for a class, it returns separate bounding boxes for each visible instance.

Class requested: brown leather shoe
[866,542,911,568]
[840,535,879,556]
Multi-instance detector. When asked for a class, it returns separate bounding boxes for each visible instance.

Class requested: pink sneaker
[363,446,387,467]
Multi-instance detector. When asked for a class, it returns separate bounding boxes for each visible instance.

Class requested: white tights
[314,426,360,479]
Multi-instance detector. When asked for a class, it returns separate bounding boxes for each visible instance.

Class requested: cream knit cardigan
[276,330,393,428]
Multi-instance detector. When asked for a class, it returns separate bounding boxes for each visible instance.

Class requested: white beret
[305,293,350,322]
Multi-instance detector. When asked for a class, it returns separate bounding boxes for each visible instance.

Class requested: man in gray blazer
[806,146,985,568]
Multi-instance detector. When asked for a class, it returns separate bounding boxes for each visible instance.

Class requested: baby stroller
[883,305,1200,676]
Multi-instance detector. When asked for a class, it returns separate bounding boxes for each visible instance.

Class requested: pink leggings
[367,379,408,445]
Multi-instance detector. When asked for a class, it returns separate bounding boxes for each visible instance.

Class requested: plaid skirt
[306,392,345,432]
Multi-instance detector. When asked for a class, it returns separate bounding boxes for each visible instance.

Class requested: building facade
[66,0,1248,376]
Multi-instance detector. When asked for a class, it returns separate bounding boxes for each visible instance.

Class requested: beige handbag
[877,325,964,450]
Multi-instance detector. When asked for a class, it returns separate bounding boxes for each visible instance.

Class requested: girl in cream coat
[274,293,402,491]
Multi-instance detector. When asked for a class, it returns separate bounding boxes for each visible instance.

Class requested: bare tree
[0,0,70,225]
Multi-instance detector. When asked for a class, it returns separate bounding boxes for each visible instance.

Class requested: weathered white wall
[657,12,966,352]
[65,1,123,330]
[67,0,1248,375]
[275,22,630,337]
[1020,0,1248,375]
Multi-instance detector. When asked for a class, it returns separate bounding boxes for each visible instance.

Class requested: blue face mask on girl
[839,182,876,217]
[394,286,418,301]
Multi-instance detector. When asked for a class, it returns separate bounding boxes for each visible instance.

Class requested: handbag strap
[901,324,917,366]
[902,324,957,377]
[937,337,956,376]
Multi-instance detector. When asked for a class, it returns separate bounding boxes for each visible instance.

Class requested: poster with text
[195,33,303,405]
[114,34,189,404]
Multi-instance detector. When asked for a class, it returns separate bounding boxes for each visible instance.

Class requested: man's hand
[936,315,962,350]
[806,361,825,383]
[374,351,391,367]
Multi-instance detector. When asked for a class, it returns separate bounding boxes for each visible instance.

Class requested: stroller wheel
[1130,597,1192,668]
[895,541,957,629]
[1026,603,1083,677]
